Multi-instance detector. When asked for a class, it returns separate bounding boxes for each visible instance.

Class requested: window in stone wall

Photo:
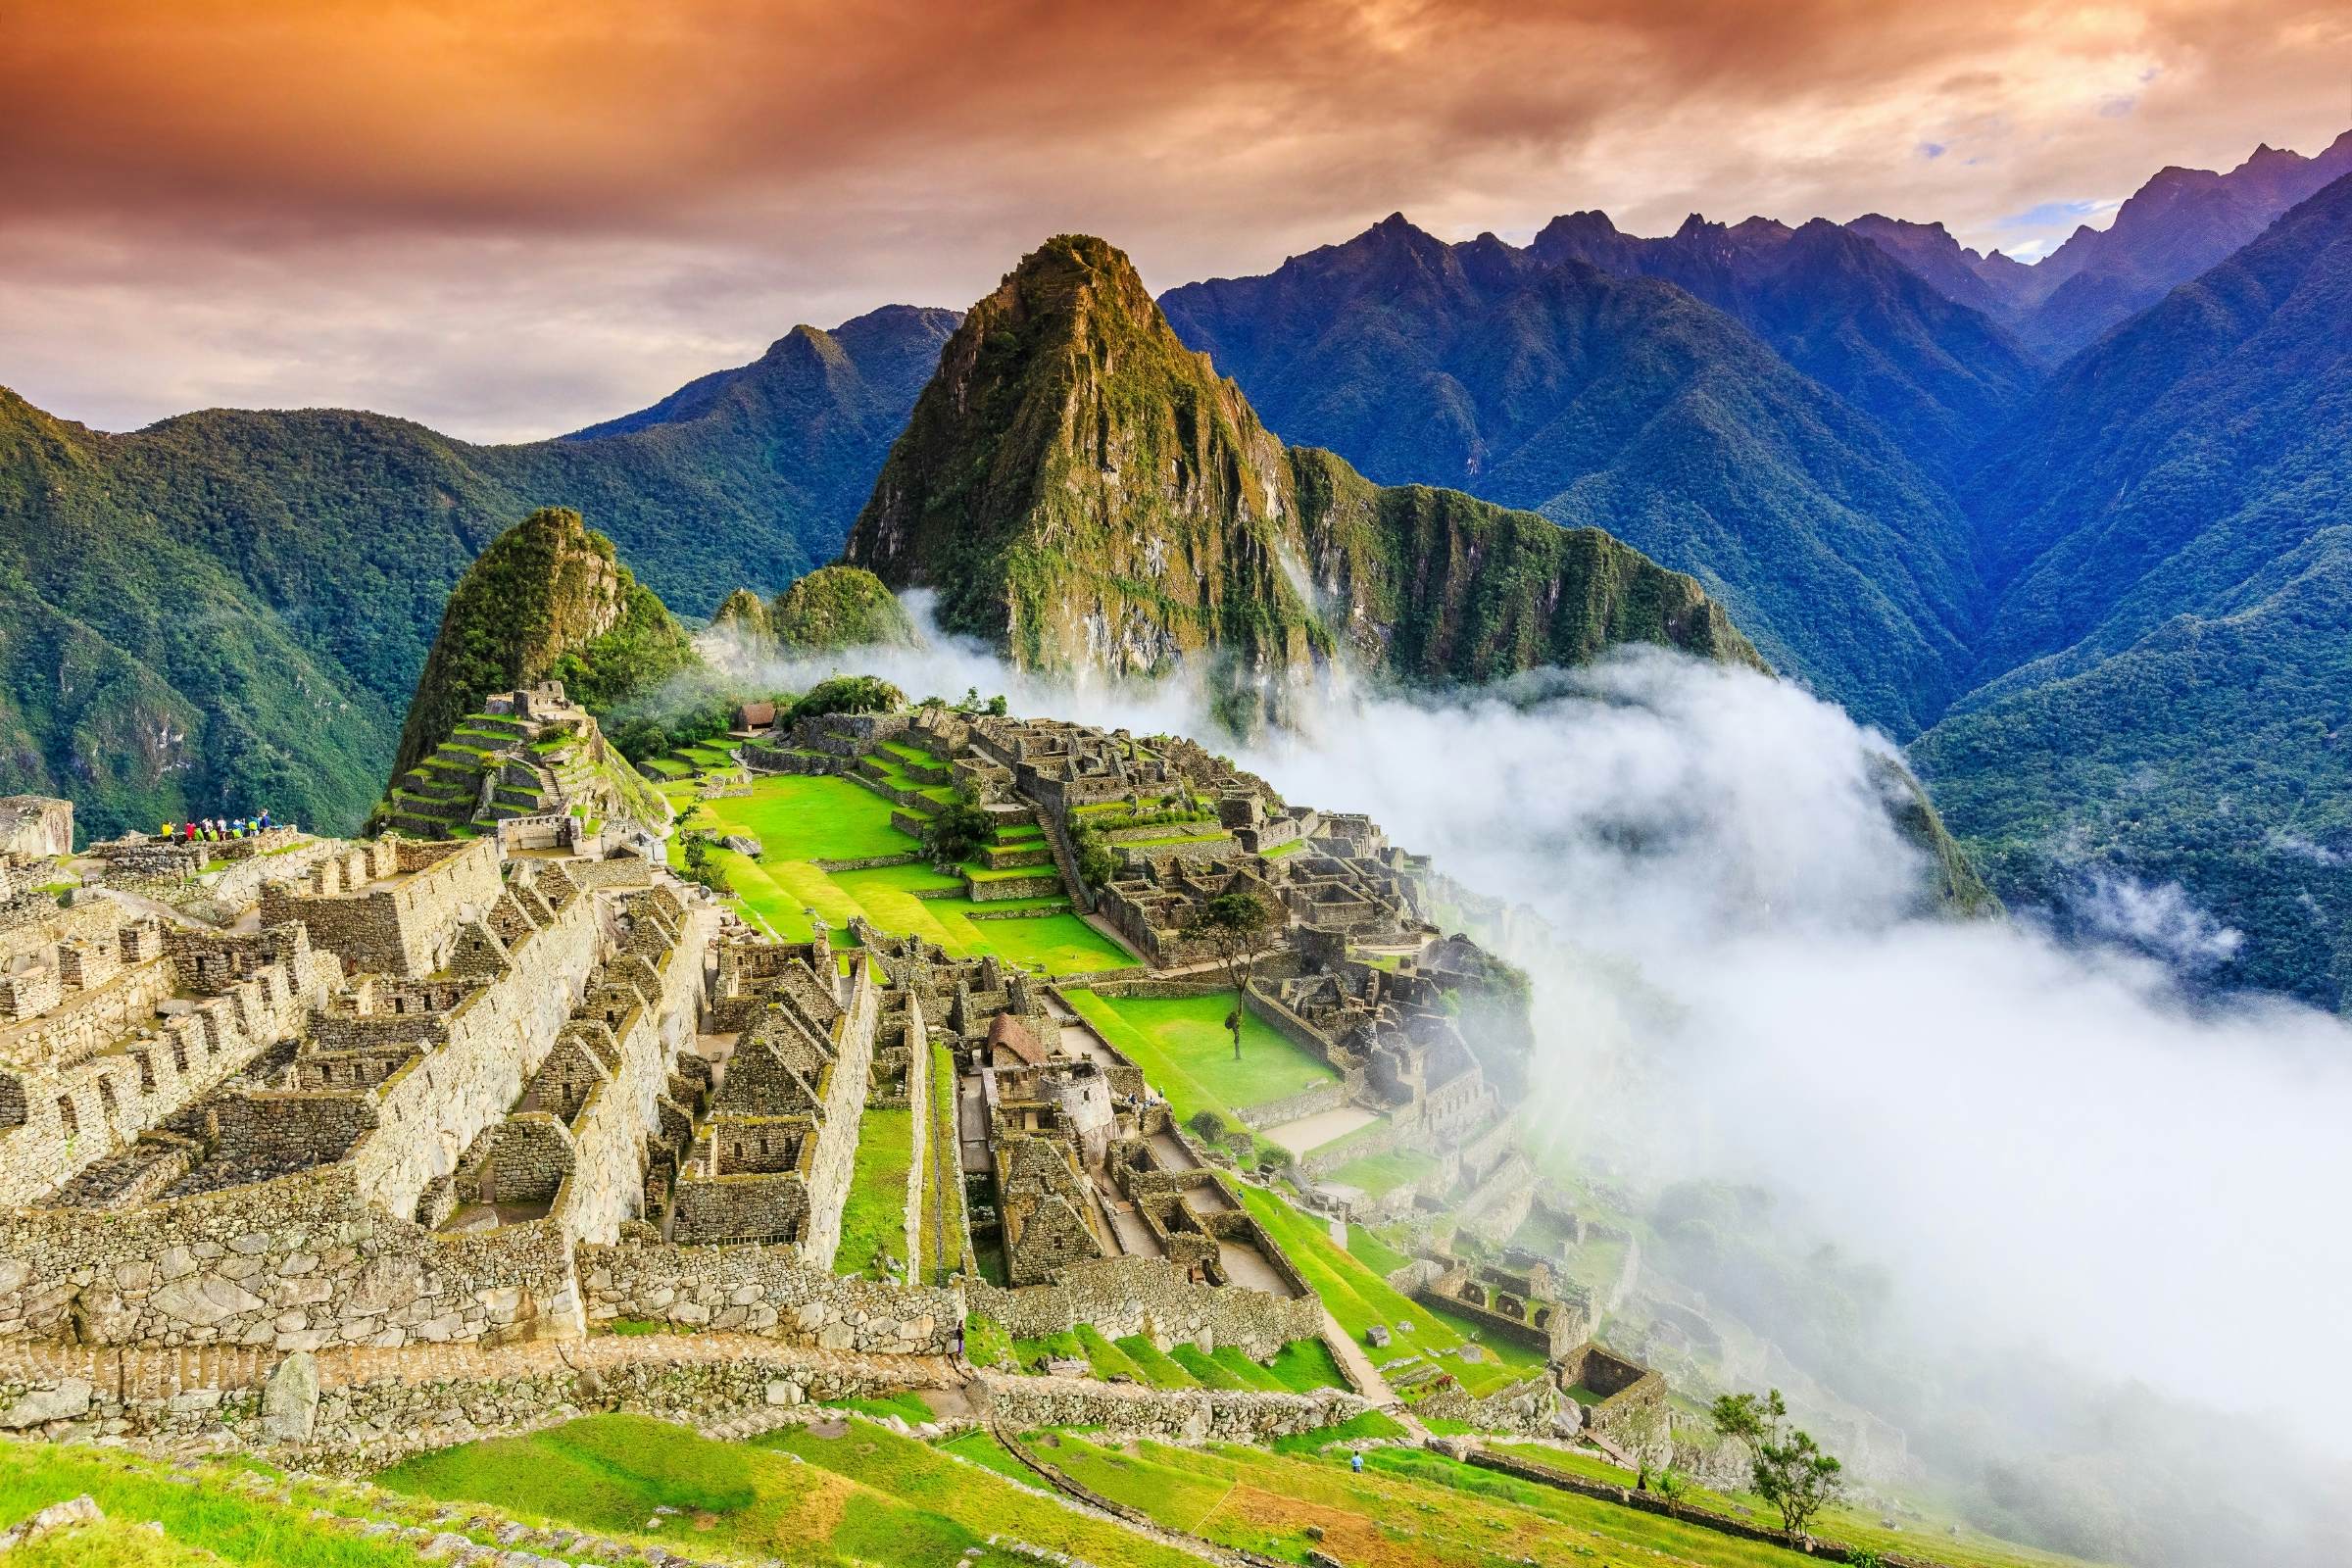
[171,1040,187,1074]
[135,1050,156,1092]
[96,1076,120,1124]
[56,1094,76,1137]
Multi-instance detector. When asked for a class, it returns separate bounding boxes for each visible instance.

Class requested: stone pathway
[1317,1308,1431,1443]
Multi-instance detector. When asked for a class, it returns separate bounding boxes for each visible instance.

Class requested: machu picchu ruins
[0,621,2051,1568]
[0,685,1685,1459]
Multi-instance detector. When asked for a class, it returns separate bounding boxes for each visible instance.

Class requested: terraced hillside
[662,737,1137,975]
[377,697,667,845]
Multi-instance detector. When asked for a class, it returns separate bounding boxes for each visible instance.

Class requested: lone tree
[1711,1389,1842,1539]
[1181,890,1276,1059]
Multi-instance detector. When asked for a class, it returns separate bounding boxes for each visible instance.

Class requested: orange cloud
[1,0,2344,436]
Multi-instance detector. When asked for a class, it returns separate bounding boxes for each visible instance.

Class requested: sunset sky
[3,0,2347,440]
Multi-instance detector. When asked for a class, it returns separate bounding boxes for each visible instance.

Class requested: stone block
[0,1379,92,1429]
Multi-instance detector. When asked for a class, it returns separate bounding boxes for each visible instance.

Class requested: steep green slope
[769,564,917,652]
[389,506,697,779]
[1159,217,1978,733]
[1918,172,2352,1003]
[845,234,1760,700]
[0,390,397,836]
[0,306,952,841]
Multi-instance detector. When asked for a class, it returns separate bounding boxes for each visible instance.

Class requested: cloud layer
[4,0,2347,436]
[736,610,2352,1484]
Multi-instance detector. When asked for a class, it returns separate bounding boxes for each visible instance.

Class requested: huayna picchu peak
[845,234,1758,699]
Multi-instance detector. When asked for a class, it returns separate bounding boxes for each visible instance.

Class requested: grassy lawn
[932,1428,1040,1486]
[1238,1184,1539,1397]
[1113,1334,1202,1387]
[670,771,1135,974]
[835,1105,913,1277]
[1328,1148,1444,1200]
[1063,989,1337,1127]
[1267,1408,1409,1454]
[1345,1221,1418,1277]
[1480,1443,2087,1568]
[1046,1430,2054,1568]
[759,1417,1200,1568]
[379,1413,1195,1568]
[0,1442,418,1568]
[687,773,913,862]
[819,1391,938,1425]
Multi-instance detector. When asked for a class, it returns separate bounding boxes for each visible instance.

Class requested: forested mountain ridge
[1911,169,2352,1004]
[0,306,954,841]
[1159,156,2352,1004]
[1158,216,1979,733]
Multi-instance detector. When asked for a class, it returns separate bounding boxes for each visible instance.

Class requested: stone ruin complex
[0,690,1682,1451]
[379,681,667,857]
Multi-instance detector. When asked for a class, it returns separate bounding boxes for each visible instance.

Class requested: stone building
[1419,1255,1594,1360]
[670,934,883,1264]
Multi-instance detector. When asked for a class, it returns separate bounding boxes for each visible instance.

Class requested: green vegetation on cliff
[768,564,916,652]
[390,507,697,780]
[843,235,1760,698]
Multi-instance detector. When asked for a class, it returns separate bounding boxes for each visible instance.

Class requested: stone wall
[1235,1079,1349,1132]
[0,1160,577,1350]
[670,1176,808,1246]
[579,1240,962,1353]
[0,927,325,1208]
[345,878,601,1221]
[177,837,344,921]
[1412,1373,1561,1436]
[552,901,715,1244]
[967,1254,1322,1360]
[981,1371,1362,1443]
[0,1334,960,1472]
[260,838,502,978]
[795,960,882,1269]
[898,996,930,1276]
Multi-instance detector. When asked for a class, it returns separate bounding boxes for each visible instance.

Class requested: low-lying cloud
[746,606,2352,1558]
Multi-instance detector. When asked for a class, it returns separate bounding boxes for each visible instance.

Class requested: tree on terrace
[1712,1388,1843,1539]
[1181,890,1277,1060]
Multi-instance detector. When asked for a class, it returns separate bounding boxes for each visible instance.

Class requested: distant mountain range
[0,307,952,838]
[1152,137,2352,1004]
[1849,130,2352,359]
[2,132,2347,1001]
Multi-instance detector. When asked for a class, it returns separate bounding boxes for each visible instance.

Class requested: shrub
[1187,1108,1227,1142]
[1068,818,1116,887]
[786,674,906,723]
[925,797,996,866]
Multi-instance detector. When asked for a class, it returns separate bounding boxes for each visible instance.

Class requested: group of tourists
[159,809,273,844]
